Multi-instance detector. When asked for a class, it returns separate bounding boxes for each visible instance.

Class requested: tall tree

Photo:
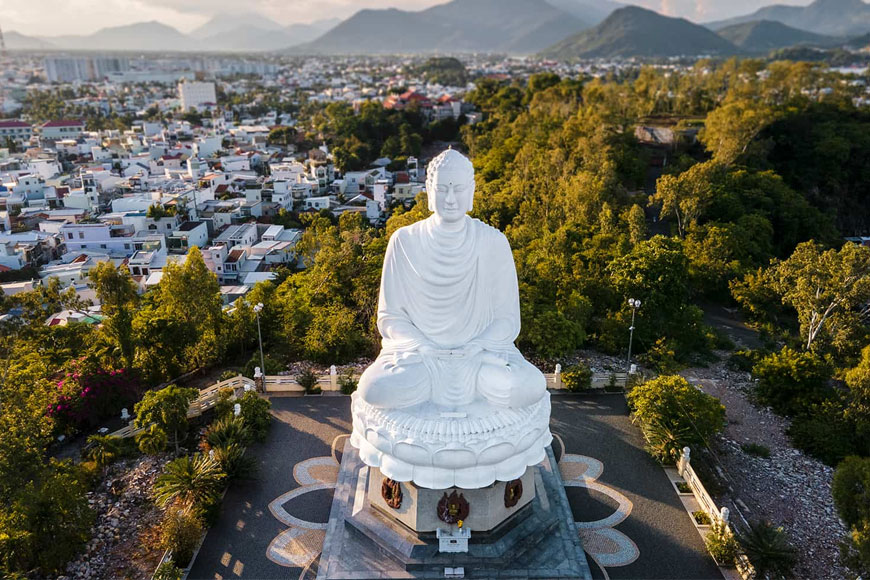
[89,262,139,368]
[134,385,198,454]
[772,241,870,355]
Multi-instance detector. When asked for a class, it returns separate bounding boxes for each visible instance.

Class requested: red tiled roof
[214,184,229,193]
[0,120,30,128]
[42,120,84,128]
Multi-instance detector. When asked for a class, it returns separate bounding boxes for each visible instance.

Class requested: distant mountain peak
[541,4,737,59]
[290,0,589,55]
[709,0,870,37]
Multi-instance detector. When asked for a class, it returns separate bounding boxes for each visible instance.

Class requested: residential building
[179,81,217,112]
[167,221,208,253]
[0,121,33,144]
[41,120,85,141]
[214,223,258,249]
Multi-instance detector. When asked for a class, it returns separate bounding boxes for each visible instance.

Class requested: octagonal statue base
[367,465,535,533]
[316,441,592,580]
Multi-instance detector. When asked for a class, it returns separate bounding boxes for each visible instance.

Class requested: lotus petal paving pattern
[265,434,638,578]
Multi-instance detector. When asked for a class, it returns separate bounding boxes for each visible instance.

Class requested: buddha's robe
[358,215,546,409]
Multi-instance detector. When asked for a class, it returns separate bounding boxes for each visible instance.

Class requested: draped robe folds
[359,215,543,409]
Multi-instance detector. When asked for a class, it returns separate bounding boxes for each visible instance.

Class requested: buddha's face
[431,167,473,224]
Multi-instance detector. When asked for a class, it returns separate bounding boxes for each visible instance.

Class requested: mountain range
[5,0,870,58]
[716,20,839,53]
[287,0,594,55]
[708,0,870,38]
[5,17,339,53]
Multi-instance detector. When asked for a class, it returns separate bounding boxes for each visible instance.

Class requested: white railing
[548,365,630,391]
[678,447,756,579]
[109,375,256,439]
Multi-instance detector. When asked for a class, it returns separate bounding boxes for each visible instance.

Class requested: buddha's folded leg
[477,353,547,408]
[357,353,432,409]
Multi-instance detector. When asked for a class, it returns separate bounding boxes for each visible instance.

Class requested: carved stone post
[554,363,562,390]
[678,446,691,475]
[254,366,265,393]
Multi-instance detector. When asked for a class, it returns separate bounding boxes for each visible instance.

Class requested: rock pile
[61,455,168,580]
[684,359,848,579]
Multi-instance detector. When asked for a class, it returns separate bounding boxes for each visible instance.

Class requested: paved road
[189,394,720,580]
[551,394,721,579]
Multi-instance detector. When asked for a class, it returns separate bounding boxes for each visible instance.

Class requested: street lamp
[253,302,265,375]
[627,298,642,372]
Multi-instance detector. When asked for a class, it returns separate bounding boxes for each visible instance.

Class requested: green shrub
[832,456,870,529]
[218,370,239,382]
[640,338,681,374]
[339,371,358,395]
[693,510,711,525]
[296,368,320,392]
[740,442,771,458]
[737,520,797,578]
[205,416,250,448]
[728,350,761,373]
[627,375,726,463]
[213,387,235,420]
[841,521,870,578]
[676,481,691,493]
[787,401,858,466]
[752,347,829,416]
[136,424,168,455]
[211,444,257,481]
[238,391,271,443]
[153,561,184,580]
[84,434,133,468]
[643,417,694,464]
[243,354,283,379]
[159,510,203,568]
[705,519,739,566]
[562,364,592,392]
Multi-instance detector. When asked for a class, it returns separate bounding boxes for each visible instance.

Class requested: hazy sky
[1,0,815,37]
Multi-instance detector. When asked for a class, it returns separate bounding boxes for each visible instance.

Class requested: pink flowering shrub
[47,358,144,434]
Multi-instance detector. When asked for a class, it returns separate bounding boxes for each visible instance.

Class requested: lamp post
[627,298,641,372]
[253,302,265,375]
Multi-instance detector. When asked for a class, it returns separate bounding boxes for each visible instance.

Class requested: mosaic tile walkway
[188,395,720,580]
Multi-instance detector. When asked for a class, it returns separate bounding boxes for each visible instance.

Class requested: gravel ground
[60,455,169,580]
[682,357,848,579]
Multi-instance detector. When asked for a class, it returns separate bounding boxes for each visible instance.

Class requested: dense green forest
[6,58,870,575]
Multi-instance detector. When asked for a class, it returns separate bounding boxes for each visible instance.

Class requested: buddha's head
[426,149,475,224]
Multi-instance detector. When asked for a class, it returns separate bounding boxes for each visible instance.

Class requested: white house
[178,81,217,112]
[0,121,33,144]
[167,221,208,253]
[41,120,85,141]
[60,223,137,255]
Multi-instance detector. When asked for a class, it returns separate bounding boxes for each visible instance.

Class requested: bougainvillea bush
[47,358,144,434]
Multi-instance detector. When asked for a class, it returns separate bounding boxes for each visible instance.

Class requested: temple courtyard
[188,394,721,580]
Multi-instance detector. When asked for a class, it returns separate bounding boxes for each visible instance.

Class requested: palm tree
[212,444,257,481]
[153,453,226,511]
[204,416,250,449]
[643,418,694,464]
[85,434,125,468]
[738,520,797,578]
[136,424,168,455]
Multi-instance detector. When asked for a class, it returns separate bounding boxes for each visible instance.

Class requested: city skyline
[1,0,815,38]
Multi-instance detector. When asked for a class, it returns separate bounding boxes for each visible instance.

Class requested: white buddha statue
[357,149,547,411]
[351,149,552,489]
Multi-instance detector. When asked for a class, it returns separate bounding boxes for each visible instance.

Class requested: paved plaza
[188,394,720,580]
